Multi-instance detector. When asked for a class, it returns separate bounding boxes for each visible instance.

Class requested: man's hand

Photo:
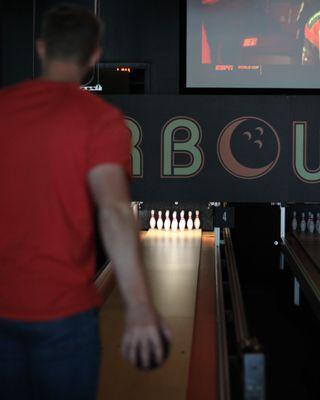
[121,304,171,370]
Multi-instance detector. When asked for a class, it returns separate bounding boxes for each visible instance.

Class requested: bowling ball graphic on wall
[217,117,280,179]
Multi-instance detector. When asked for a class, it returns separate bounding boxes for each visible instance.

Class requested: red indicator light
[116,67,131,73]
[202,0,219,4]
[243,38,258,47]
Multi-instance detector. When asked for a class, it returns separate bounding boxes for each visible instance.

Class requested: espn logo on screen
[243,37,258,47]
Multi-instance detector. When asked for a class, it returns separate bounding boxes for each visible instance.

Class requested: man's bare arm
[88,164,170,369]
[88,164,150,308]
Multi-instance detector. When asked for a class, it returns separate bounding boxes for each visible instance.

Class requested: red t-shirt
[0,79,131,321]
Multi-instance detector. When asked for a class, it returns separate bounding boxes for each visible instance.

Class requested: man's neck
[42,60,85,84]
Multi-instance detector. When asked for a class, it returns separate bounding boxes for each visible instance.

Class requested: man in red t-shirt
[0,4,169,399]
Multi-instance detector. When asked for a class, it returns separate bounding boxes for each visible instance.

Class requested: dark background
[0,0,180,93]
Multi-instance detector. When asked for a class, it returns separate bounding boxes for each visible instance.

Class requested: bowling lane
[98,229,203,400]
[293,232,320,271]
[283,233,320,318]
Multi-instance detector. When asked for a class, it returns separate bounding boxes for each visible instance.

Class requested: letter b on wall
[161,117,204,177]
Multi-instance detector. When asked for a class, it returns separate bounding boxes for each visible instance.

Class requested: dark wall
[101,1,180,94]
[0,0,181,94]
[0,1,34,86]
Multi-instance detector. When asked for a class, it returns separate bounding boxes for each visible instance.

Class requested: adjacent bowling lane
[293,232,320,270]
[283,232,320,318]
[97,229,215,400]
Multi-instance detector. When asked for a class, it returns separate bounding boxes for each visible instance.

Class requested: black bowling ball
[135,327,170,371]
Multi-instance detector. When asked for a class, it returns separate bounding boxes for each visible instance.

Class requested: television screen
[186,0,320,89]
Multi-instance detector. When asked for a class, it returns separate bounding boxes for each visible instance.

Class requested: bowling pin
[194,210,201,230]
[316,213,320,234]
[171,211,178,232]
[179,210,186,231]
[291,211,297,231]
[300,212,306,232]
[307,212,311,231]
[309,213,315,234]
[187,211,193,230]
[164,210,171,231]
[157,211,163,230]
[131,202,138,220]
[149,210,156,229]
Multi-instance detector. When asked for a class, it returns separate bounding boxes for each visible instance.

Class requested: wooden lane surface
[287,233,320,291]
[187,232,217,400]
[293,232,320,271]
[98,229,202,400]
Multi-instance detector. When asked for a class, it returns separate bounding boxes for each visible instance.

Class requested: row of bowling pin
[149,210,201,231]
[291,211,320,234]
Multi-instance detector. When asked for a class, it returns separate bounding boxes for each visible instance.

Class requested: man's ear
[36,39,46,61]
[88,47,102,68]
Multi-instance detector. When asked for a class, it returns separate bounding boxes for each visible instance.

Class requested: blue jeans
[0,308,101,400]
